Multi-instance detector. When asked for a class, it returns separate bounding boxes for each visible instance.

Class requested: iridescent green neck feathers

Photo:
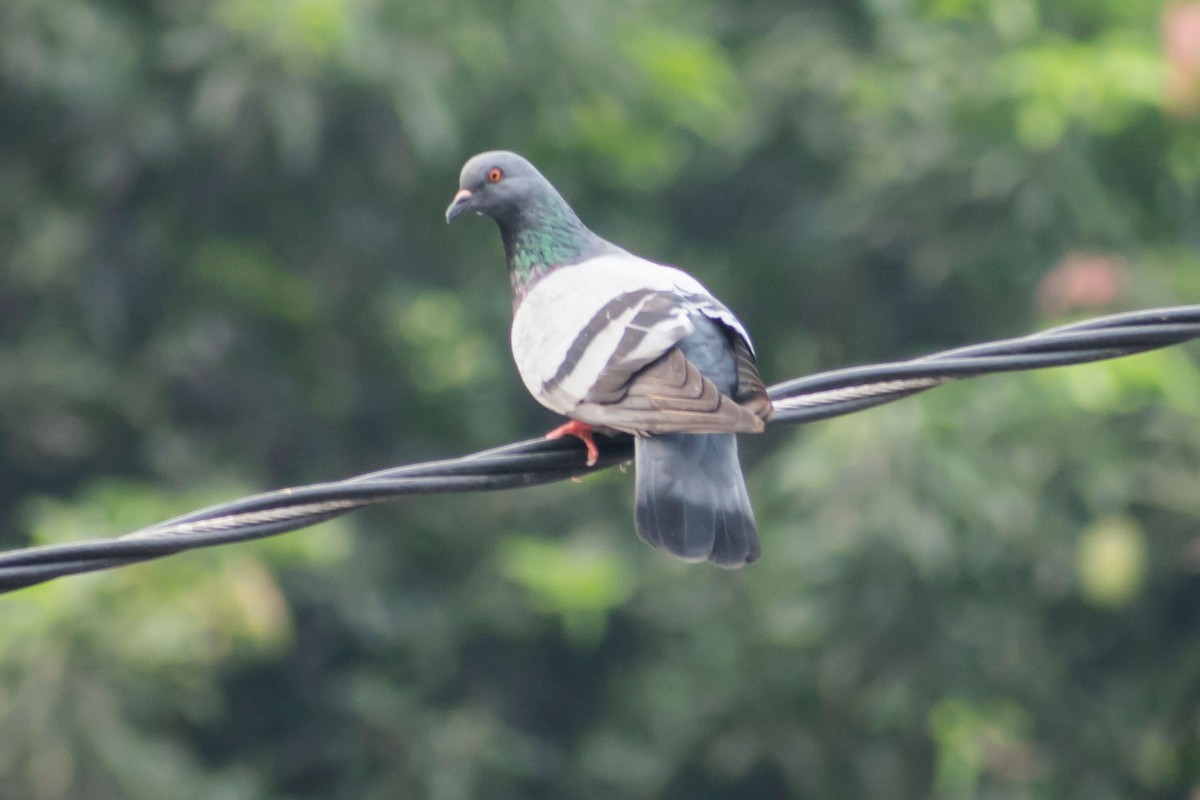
[499,194,615,301]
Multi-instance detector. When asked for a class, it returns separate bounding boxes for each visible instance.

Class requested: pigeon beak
[445,188,473,223]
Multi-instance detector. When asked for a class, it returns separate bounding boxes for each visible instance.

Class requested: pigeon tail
[634,432,760,567]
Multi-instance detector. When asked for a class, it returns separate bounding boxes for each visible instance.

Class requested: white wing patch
[510,253,751,417]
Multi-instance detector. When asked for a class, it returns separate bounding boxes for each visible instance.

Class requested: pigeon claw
[546,420,599,467]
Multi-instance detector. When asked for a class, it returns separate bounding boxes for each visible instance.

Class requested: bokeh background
[3,0,1200,797]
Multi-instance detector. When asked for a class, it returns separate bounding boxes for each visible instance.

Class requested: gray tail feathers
[634,433,761,567]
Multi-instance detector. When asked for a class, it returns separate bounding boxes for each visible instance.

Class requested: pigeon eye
[487,167,504,183]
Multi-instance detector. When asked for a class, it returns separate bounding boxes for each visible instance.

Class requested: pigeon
[446,151,773,567]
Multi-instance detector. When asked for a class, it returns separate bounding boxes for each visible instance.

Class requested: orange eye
[487,167,504,183]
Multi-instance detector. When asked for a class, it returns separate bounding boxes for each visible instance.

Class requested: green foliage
[2,0,1199,797]
[1,480,346,798]
[499,532,635,644]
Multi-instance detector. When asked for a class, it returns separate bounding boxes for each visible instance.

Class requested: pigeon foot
[546,420,599,466]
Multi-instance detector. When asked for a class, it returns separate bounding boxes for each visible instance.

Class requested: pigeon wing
[511,254,772,433]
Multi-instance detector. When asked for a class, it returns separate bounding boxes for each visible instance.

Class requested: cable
[2,304,1199,594]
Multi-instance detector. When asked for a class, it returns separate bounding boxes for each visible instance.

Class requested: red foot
[546,419,599,467]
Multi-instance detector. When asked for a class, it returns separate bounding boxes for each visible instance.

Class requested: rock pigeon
[446,151,773,567]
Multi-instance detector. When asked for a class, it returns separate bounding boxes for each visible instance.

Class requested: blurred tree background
[2,0,1200,797]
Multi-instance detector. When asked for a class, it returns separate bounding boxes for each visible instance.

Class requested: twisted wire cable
[2,305,1197,594]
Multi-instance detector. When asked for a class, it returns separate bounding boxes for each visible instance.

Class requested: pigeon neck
[499,198,612,302]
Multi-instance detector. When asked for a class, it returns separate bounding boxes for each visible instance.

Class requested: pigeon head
[445,151,554,225]
[446,151,617,299]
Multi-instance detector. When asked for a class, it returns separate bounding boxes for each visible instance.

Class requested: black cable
[3,304,1199,594]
